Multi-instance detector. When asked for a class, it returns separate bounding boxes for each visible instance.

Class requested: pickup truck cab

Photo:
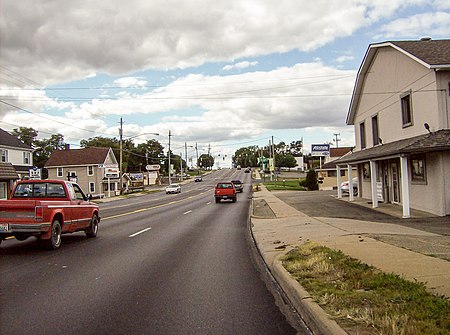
[0,180,100,249]
[215,182,237,203]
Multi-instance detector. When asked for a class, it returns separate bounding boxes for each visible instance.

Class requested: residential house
[0,162,19,199]
[0,128,34,179]
[317,147,355,190]
[336,38,450,217]
[45,147,120,197]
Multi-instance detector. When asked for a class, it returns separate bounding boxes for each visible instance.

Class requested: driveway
[272,190,450,236]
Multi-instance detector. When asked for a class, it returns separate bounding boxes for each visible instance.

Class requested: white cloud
[335,55,355,63]
[375,12,450,39]
[0,0,410,85]
[222,61,258,71]
[113,77,148,88]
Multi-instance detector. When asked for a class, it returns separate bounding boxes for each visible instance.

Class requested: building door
[390,161,400,203]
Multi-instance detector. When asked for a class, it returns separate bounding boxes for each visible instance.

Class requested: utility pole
[272,135,276,181]
[333,133,341,148]
[185,142,188,171]
[180,152,183,181]
[168,130,172,185]
[119,117,124,194]
[195,143,199,170]
[207,144,211,170]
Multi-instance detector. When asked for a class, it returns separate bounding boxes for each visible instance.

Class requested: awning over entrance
[335,129,450,165]
[0,162,20,180]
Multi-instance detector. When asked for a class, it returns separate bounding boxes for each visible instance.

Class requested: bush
[304,169,318,190]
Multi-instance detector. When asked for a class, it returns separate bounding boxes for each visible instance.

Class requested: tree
[286,140,303,156]
[11,127,38,147]
[303,169,318,191]
[34,134,66,168]
[198,154,214,170]
[276,153,297,169]
[233,146,258,167]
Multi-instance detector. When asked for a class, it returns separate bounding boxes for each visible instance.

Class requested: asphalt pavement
[251,185,450,335]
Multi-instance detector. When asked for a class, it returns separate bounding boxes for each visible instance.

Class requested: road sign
[29,166,41,179]
[311,144,330,157]
[146,164,160,171]
[104,167,119,178]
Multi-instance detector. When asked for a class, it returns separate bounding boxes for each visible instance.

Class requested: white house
[336,39,450,217]
[0,128,34,178]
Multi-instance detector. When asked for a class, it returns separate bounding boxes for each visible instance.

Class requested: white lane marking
[183,210,192,215]
[206,202,211,205]
[129,227,152,238]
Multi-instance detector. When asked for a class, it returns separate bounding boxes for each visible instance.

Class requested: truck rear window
[217,183,233,189]
[13,183,67,198]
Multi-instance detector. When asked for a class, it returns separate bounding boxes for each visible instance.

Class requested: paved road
[1,170,306,335]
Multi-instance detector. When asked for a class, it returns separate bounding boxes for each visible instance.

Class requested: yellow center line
[102,189,211,221]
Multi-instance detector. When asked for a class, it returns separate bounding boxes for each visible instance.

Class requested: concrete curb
[272,256,348,335]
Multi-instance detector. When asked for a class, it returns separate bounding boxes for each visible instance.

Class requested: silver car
[165,184,181,194]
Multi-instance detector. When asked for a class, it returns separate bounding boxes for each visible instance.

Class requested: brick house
[336,39,450,217]
[45,147,120,197]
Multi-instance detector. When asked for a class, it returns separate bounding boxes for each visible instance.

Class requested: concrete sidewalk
[251,186,450,334]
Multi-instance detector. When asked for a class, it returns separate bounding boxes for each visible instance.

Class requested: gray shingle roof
[45,147,112,167]
[0,128,32,149]
[336,129,450,164]
[391,39,450,66]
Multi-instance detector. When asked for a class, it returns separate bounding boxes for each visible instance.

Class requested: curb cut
[272,255,348,335]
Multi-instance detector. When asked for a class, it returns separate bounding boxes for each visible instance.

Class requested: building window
[88,165,94,176]
[372,115,380,146]
[0,182,7,199]
[400,91,413,127]
[411,154,426,183]
[359,122,366,149]
[362,162,370,180]
[1,149,8,162]
[328,170,337,177]
[89,182,95,193]
[57,167,63,177]
[23,152,31,165]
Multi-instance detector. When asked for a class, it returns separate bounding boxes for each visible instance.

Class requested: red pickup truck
[215,182,237,203]
[0,180,100,249]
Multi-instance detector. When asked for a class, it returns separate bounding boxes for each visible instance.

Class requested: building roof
[330,147,352,158]
[0,128,32,150]
[0,162,20,180]
[336,129,450,165]
[45,147,113,167]
[347,39,450,125]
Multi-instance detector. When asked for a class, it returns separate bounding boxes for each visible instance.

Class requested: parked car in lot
[244,167,251,173]
[214,182,237,203]
[165,184,181,194]
[194,176,203,182]
[0,180,100,249]
[341,177,358,196]
[231,180,244,193]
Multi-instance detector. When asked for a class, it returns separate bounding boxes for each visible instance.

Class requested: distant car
[165,184,181,194]
[244,167,251,173]
[341,177,358,196]
[231,180,244,193]
[194,176,203,182]
[237,165,241,170]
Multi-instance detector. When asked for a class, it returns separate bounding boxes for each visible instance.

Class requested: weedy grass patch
[282,242,450,335]
[264,179,306,191]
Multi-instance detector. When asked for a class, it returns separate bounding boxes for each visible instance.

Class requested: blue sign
[311,144,330,157]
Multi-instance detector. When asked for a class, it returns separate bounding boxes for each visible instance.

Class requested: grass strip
[282,242,450,335]
[263,179,306,191]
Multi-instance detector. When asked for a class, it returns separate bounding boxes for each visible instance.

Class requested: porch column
[400,155,410,218]
[337,165,342,198]
[347,164,354,201]
[370,160,378,208]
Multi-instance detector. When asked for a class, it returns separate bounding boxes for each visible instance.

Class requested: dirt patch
[252,199,276,219]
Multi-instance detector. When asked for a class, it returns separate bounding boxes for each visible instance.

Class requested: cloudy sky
[1,0,449,166]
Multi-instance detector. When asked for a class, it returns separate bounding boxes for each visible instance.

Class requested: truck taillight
[35,206,43,221]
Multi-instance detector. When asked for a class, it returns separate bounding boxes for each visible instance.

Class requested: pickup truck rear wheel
[215,197,220,203]
[44,219,62,250]
[232,197,237,203]
[86,214,99,238]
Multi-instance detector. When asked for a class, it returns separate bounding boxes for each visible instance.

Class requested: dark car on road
[231,180,244,193]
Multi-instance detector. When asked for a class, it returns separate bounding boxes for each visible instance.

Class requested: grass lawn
[282,242,450,335]
[263,179,306,191]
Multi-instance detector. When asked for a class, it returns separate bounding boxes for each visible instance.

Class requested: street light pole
[119,117,123,194]
[168,130,172,185]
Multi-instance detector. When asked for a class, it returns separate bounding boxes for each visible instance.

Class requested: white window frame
[1,149,8,162]
[23,152,31,165]
[57,167,63,177]
[89,182,95,193]
[87,165,94,176]
[400,91,413,128]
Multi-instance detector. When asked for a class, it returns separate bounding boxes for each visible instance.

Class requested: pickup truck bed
[215,182,237,203]
[0,180,100,249]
